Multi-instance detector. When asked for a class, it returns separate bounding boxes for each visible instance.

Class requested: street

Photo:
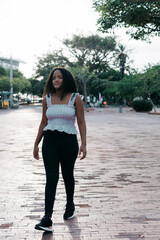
[0,105,160,240]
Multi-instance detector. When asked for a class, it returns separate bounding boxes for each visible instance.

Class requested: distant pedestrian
[33,66,87,232]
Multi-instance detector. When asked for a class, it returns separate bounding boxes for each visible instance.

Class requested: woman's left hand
[79,145,87,160]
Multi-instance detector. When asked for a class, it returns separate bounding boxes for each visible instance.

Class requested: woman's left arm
[75,94,87,160]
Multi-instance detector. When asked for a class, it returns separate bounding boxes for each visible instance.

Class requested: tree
[13,78,24,93]
[13,77,31,94]
[102,80,118,104]
[33,79,46,97]
[141,64,160,108]
[113,43,134,77]
[89,67,121,99]
[62,34,117,72]
[34,50,73,81]
[99,68,121,81]
[69,66,94,106]
[93,0,160,41]
[104,64,160,106]
[0,75,32,94]
[115,74,143,102]
[20,78,32,94]
[29,79,40,95]
[34,34,118,100]
[0,77,10,91]
[13,69,24,78]
[0,66,7,77]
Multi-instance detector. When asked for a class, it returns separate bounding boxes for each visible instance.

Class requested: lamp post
[98,73,102,107]
[119,53,126,79]
[119,53,126,113]
[10,57,13,108]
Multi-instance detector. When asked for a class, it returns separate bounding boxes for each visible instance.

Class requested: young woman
[33,66,87,232]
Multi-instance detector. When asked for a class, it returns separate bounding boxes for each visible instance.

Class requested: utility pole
[10,57,13,108]
[119,53,127,113]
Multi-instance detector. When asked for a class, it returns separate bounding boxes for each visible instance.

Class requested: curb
[148,112,160,115]
[84,108,95,112]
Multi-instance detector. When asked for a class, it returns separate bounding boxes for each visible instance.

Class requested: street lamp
[98,73,102,107]
[119,53,126,79]
[118,53,127,113]
[10,57,13,108]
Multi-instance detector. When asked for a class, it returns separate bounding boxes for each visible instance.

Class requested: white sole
[39,226,53,232]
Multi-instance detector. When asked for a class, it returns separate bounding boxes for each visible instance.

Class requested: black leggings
[42,130,79,217]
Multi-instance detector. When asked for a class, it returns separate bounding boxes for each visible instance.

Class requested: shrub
[131,100,153,112]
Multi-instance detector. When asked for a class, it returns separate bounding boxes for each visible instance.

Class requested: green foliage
[20,78,32,94]
[33,33,160,104]
[13,78,24,93]
[142,64,160,96]
[33,79,46,97]
[0,77,10,91]
[0,66,32,94]
[93,0,160,40]
[34,34,119,99]
[131,99,153,112]
[13,69,24,78]
[34,34,118,81]
[29,79,41,95]
[103,80,118,102]
[63,34,117,72]
[69,66,94,105]
[99,68,121,81]
[34,50,72,81]
[102,78,136,104]
[13,77,31,94]
[102,64,160,104]
[100,63,160,105]
[89,68,120,98]
[115,73,145,101]
[0,66,7,77]
[69,66,91,87]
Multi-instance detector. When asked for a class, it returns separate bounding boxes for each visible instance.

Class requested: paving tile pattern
[0,106,160,240]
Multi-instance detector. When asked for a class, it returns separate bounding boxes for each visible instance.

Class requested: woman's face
[52,70,63,90]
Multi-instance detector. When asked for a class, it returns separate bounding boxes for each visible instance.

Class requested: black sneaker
[35,215,53,232]
[63,203,75,220]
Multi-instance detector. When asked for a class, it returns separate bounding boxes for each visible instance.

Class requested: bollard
[119,105,122,113]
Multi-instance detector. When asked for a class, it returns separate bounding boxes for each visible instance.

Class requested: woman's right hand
[33,145,39,160]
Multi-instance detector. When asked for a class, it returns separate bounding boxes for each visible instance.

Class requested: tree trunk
[148,92,156,113]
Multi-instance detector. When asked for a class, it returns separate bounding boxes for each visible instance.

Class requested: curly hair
[43,66,78,99]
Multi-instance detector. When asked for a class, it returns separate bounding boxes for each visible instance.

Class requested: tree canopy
[103,64,160,105]
[34,34,119,99]
[93,0,160,41]
[0,67,32,94]
[33,34,160,105]
[34,34,118,79]
[34,50,72,81]
[62,34,117,72]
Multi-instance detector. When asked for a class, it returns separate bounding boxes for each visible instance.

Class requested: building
[0,56,25,70]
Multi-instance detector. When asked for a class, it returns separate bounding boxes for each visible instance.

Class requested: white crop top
[43,93,78,135]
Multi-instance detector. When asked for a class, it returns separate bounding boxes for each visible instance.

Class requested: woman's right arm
[33,97,48,160]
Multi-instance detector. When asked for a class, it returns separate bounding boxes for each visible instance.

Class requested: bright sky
[0,0,160,78]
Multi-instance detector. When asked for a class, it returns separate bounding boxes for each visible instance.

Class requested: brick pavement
[0,105,160,240]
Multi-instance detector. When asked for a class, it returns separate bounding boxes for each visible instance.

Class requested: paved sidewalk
[0,106,160,240]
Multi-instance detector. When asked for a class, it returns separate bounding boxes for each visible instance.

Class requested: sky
[0,0,160,78]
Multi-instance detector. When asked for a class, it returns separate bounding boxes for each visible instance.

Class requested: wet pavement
[0,105,160,240]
